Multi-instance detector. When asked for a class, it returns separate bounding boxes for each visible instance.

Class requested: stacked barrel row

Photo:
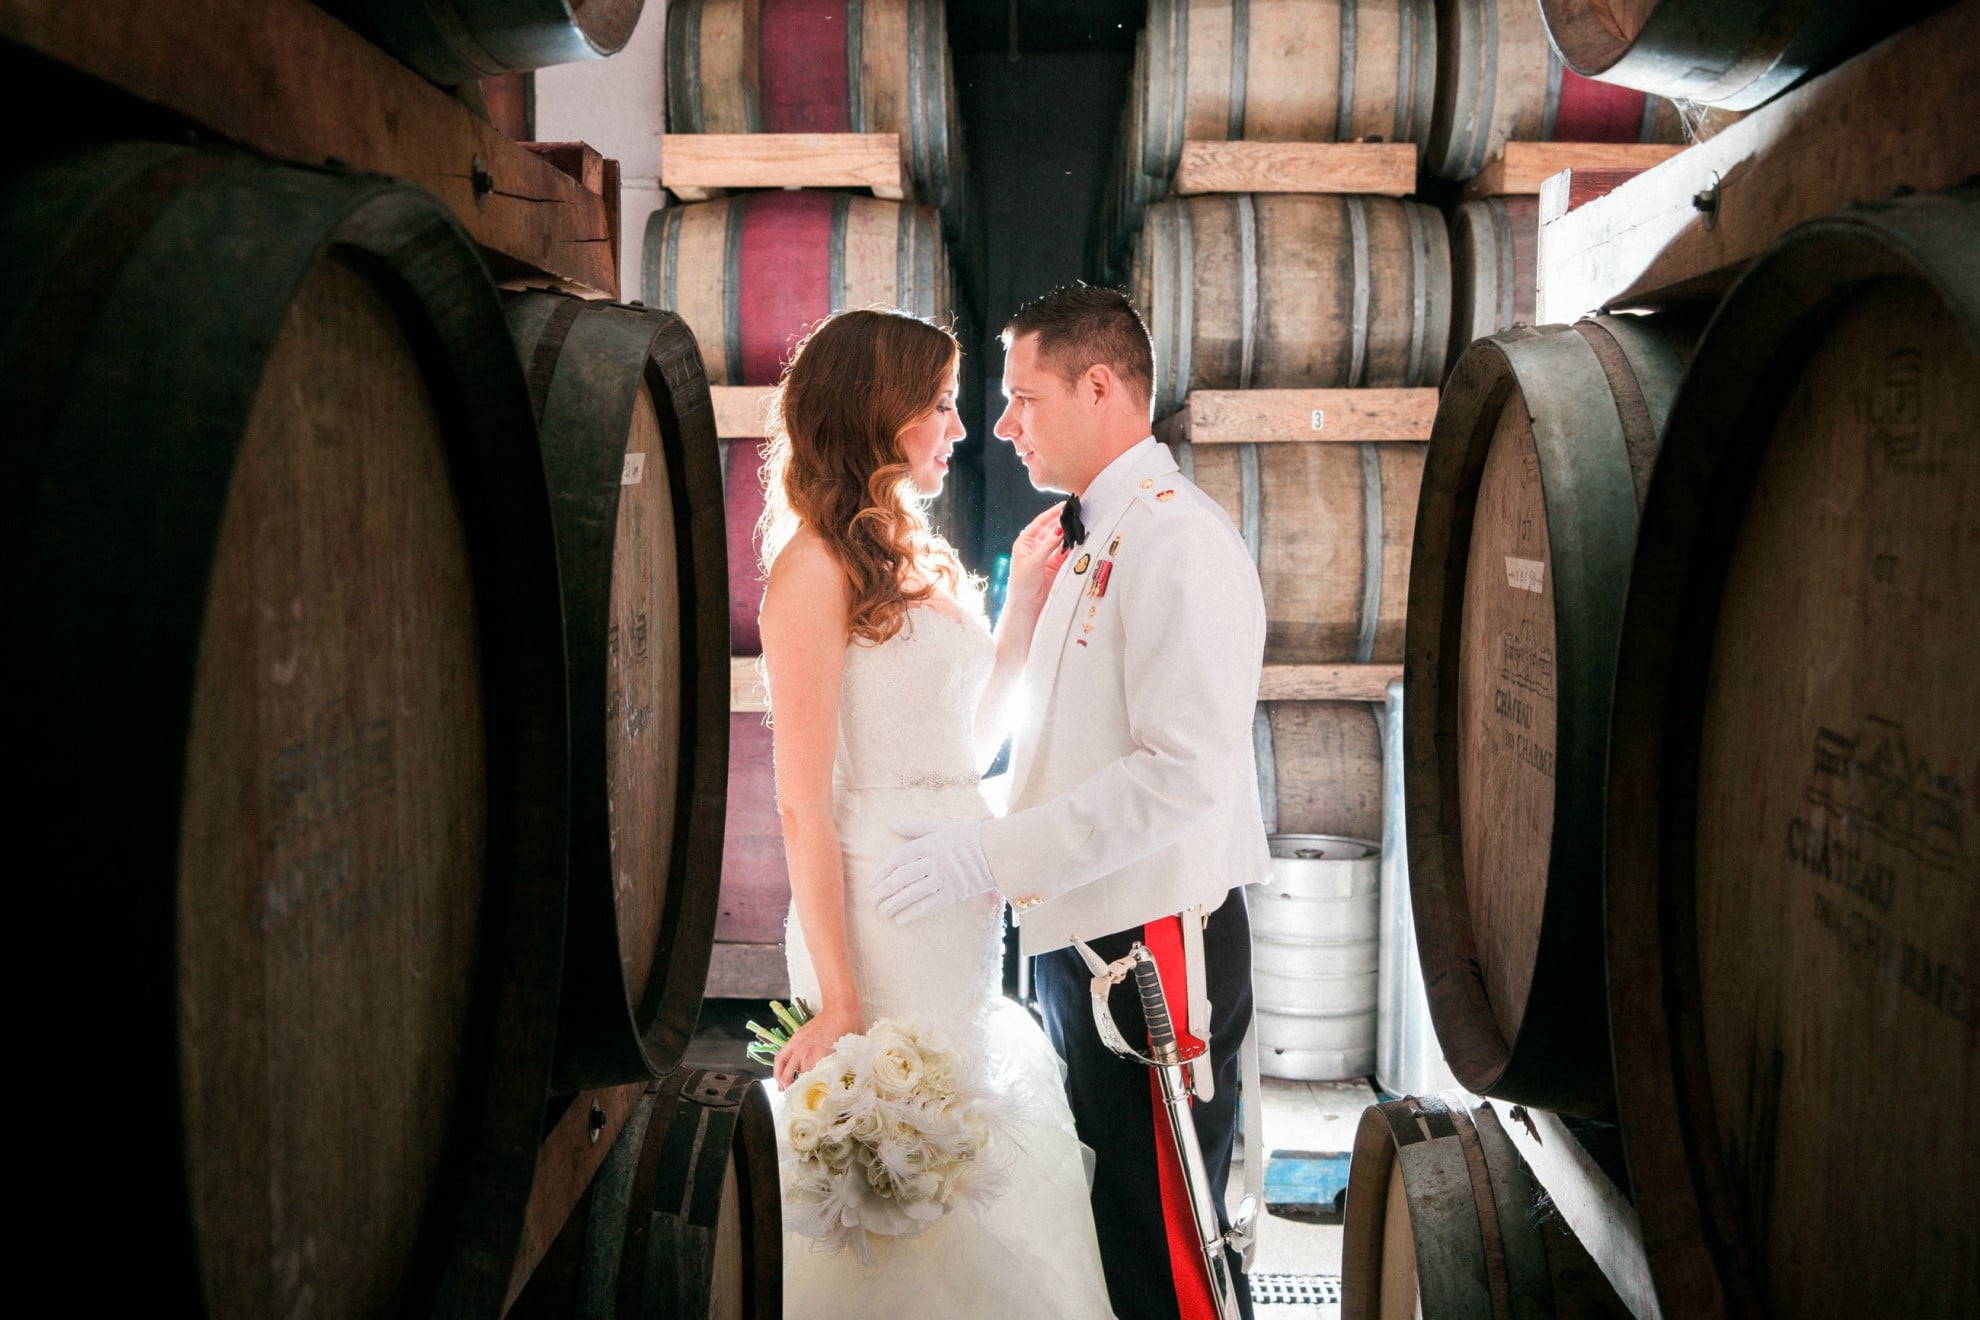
[1334,0,1976,1297]
[653,0,964,986]
[0,112,769,1311]
[1093,0,1690,288]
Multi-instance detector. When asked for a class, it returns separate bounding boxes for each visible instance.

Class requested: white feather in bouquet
[779,1018,1020,1262]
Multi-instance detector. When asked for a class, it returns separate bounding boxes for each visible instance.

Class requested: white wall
[533,2,668,296]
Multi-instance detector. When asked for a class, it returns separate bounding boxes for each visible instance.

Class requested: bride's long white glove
[872,818,995,924]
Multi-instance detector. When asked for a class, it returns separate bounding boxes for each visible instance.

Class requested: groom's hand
[872,818,994,924]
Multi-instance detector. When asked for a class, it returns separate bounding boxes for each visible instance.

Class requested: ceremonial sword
[1087,942,1256,1320]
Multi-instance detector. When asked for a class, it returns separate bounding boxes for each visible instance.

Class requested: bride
[756,307,1116,1317]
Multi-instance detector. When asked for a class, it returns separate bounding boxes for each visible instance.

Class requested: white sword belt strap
[1073,902,1265,1269]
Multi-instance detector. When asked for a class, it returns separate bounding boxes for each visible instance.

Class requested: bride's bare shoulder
[764,528,848,617]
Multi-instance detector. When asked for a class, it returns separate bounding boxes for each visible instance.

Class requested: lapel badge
[1108,535,1122,556]
[1155,488,1177,502]
[1073,552,1092,574]
[1089,559,1114,598]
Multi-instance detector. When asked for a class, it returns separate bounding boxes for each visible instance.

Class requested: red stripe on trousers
[757,0,852,132]
[724,438,768,653]
[1144,915,1218,1320]
[735,191,835,385]
[1553,67,1650,142]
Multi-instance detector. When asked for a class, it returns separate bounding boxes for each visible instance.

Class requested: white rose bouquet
[751,1004,1017,1262]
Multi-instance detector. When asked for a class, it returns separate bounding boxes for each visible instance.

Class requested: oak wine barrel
[317,0,647,86]
[1136,0,1438,180]
[665,0,969,243]
[1427,0,1684,180]
[1343,1093,1628,1318]
[1538,0,1936,110]
[1447,196,1538,372]
[504,292,732,1091]
[1254,836,1381,1081]
[1605,189,1979,1317]
[1132,193,1451,419]
[1179,440,1425,665]
[643,190,952,387]
[511,1068,783,1318]
[1255,701,1386,844]
[1404,314,1696,1114]
[1,144,569,1313]
[1093,31,1164,289]
[723,438,772,655]
[718,712,790,946]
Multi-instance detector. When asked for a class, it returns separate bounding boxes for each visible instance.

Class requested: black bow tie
[1059,494,1087,551]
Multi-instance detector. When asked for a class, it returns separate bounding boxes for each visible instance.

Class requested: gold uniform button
[1012,894,1045,911]
[1139,478,1153,489]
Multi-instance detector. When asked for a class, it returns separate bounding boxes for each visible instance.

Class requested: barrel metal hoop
[1492,198,1516,332]
[1471,0,1501,179]
[916,208,938,318]
[1165,0,1190,178]
[657,208,681,312]
[845,0,866,131]
[1236,192,1259,390]
[1227,0,1250,140]
[1354,444,1384,663]
[1571,318,1658,508]
[720,198,747,385]
[1346,196,1371,386]
[1393,0,1417,142]
[1446,1102,1517,1318]
[1541,41,1565,140]
[521,296,587,425]
[1335,0,1358,141]
[1404,200,1431,385]
[1238,441,1263,567]
[829,192,851,312]
[667,0,703,132]
[1253,705,1279,835]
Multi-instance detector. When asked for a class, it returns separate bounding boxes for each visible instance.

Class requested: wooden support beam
[502,1082,648,1313]
[1155,389,1440,446]
[705,942,790,999]
[522,141,606,195]
[0,0,619,297]
[1466,141,1684,199]
[732,655,767,713]
[1538,1,1980,321]
[1492,1102,1662,1320]
[1173,141,1418,197]
[710,385,777,438]
[1259,663,1402,702]
[662,132,906,200]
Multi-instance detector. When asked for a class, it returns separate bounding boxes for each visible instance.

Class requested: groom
[874,285,1269,1319]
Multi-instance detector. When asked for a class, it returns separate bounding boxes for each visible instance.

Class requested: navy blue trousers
[1034,888,1255,1320]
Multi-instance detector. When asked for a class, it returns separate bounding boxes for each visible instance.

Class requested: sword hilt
[1132,954,1180,1063]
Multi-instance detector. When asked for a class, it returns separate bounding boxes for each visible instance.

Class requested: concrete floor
[691,1001,1373,1317]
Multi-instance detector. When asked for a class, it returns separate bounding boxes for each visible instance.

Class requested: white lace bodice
[831,604,993,797]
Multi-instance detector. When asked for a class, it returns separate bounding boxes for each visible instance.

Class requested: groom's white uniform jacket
[982,436,1271,956]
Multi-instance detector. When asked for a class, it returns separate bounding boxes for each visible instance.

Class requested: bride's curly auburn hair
[756,308,976,645]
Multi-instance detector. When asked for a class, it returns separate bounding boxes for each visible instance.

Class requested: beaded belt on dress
[839,770,981,791]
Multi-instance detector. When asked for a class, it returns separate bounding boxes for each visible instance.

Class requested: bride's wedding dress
[780,602,1117,1318]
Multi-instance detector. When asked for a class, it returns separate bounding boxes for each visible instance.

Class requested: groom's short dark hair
[1002,284,1154,407]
